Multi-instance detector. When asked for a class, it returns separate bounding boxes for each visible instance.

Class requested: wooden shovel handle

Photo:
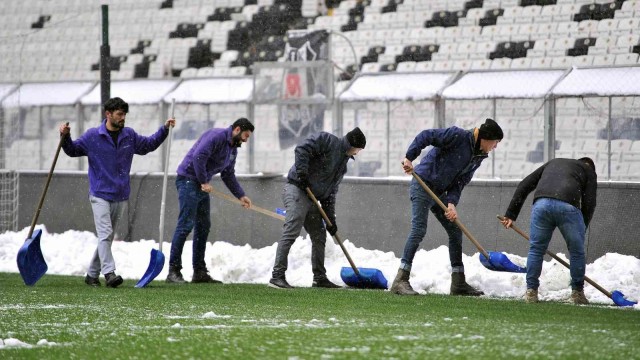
[305,187,360,276]
[28,122,68,238]
[209,186,285,221]
[409,170,491,259]
[496,215,613,299]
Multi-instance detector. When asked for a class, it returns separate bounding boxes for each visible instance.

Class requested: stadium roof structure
[339,72,456,101]
[0,83,18,102]
[163,78,253,104]
[442,70,566,99]
[80,80,179,105]
[551,67,640,97]
[2,82,94,107]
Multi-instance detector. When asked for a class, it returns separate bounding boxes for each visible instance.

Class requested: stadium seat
[615,53,639,65]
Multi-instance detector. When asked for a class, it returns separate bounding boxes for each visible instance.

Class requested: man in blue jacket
[166,118,254,284]
[500,157,597,305]
[59,97,175,288]
[269,127,366,289]
[390,119,503,296]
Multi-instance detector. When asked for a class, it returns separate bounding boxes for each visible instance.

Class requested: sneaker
[192,269,222,284]
[166,268,186,284]
[84,275,101,287]
[571,289,589,305]
[268,277,294,289]
[312,278,342,288]
[105,272,123,288]
[525,288,539,303]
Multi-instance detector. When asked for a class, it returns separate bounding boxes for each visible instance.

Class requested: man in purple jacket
[59,97,175,288]
[166,118,254,284]
[390,119,503,296]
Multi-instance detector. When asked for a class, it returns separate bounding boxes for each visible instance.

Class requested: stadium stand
[0,0,638,83]
[0,0,639,180]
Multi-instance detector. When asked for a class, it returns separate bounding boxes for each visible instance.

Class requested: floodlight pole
[100,4,111,111]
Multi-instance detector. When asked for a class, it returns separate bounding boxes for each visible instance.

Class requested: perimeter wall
[18,172,640,264]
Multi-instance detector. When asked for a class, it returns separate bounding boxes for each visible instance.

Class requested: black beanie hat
[478,118,504,140]
[346,127,366,149]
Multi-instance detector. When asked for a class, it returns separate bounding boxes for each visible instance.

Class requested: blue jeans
[400,180,464,272]
[168,176,211,270]
[527,197,586,290]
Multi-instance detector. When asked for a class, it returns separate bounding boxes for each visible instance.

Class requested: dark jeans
[400,179,464,273]
[528,197,586,290]
[168,175,211,270]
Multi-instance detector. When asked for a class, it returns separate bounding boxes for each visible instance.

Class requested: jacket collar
[342,136,355,159]
[472,127,484,155]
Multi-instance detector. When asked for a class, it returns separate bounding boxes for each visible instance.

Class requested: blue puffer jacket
[406,126,487,206]
[62,120,169,201]
[287,132,353,217]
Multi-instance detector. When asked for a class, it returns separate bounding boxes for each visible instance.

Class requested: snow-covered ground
[1,225,638,310]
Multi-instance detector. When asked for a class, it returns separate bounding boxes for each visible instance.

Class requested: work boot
[166,266,186,284]
[389,269,419,295]
[312,277,342,288]
[269,277,294,289]
[84,274,101,287]
[571,289,589,305]
[192,268,222,284]
[104,272,123,288]
[450,272,484,296]
[525,288,539,303]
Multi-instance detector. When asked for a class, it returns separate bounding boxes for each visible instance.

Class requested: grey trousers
[87,195,125,277]
[272,183,328,281]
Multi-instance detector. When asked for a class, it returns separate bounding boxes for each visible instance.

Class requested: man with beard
[166,118,254,284]
[59,97,175,288]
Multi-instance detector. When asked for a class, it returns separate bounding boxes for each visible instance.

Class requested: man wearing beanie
[269,127,366,289]
[390,118,503,296]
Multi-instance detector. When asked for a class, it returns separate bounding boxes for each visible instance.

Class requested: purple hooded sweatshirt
[62,120,169,202]
[176,126,245,199]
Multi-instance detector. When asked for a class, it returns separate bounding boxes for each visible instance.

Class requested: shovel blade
[479,251,527,273]
[611,290,637,307]
[135,249,165,288]
[340,267,388,289]
[16,229,48,286]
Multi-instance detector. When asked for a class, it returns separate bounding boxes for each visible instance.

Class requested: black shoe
[166,268,186,284]
[104,272,123,288]
[268,277,293,289]
[192,269,222,284]
[312,278,341,288]
[84,275,101,287]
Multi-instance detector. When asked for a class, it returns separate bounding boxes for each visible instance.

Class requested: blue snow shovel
[16,123,68,286]
[497,215,637,307]
[135,100,175,288]
[411,171,526,273]
[305,188,388,289]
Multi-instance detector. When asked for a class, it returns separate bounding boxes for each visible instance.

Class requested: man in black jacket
[500,157,597,305]
[269,127,366,289]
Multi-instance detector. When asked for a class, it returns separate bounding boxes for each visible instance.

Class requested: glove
[297,172,309,189]
[326,222,338,236]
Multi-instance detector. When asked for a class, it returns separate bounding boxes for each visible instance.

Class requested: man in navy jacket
[269,127,366,289]
[60,97,175,288]
[391,119,503,296]
[166,118,254,284]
